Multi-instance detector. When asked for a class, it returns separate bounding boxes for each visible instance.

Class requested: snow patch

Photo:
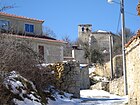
[97,30,108,33]
[3,71,44,105]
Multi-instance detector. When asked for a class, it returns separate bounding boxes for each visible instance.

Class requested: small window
[25,24,34,33]
[38,45,44,59]
[86,28,89,32]
[82,27,84,32]
[0,20,9,30]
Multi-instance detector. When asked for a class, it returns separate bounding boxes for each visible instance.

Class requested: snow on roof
[97,30,108,33]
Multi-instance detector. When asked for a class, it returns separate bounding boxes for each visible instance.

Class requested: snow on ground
[89,66,95,74]
[47,89,81,105]
[3,71,127,105]
[3,71,44,105]
[80,89,128,105]
[48,89,128,105]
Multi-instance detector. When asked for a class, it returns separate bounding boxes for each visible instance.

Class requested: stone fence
[109,76,124,96]
[0,61,81,98]
[80,65,90,89]
[94,55,123,79]
[45,61,81,98]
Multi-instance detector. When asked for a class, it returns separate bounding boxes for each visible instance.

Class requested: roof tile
[0,12,44,23]
[125,30,140,48]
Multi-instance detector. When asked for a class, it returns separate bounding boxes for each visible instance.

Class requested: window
[0,20,9,30]
[38,45,44,60]
[86,28,89,32]
[25,24,34,33]
[82,27,84,32]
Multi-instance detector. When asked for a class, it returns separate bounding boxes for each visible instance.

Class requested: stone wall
[90,82,109,91]
[80,66,90,89]
[90,77,124,96]
[109,76,124,96]
[72,49,88,64]
[113,55,123,78]
[63,61,81,98]
[94,55,123,79]
[126,37,140,105]
[46,61,81,98]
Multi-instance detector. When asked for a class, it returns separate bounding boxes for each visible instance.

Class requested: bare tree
[43,26,56,38]
[0,0,15,12]
[82,42,104,65]
[62,35,73,57]
[0,34,44,82]
[118,27,135,43]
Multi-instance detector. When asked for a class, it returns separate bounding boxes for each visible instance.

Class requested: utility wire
[124,11,138,17]
[116,10,138,34]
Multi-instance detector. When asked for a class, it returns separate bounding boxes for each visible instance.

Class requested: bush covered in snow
[0,71,47,105]
[0,71,78,105]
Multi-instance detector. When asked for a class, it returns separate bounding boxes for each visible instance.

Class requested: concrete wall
[126,37,140,105]
[32,42,64,63]
[24,38,64,63]
[0,14,43,35]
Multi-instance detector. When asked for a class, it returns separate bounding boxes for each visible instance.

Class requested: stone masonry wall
[94,55,123,79]
[109,76,124,96]
[126,37,140,105]
[72,49,88,64]
[93,55,123,96]
[80,66,90,89]
[63,61,81,98]
[90,77,124,96]
[46,61,80,98]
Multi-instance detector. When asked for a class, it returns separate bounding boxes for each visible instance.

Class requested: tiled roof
[16,35,66,44]
[125,30,140,48]
[0,12,44,23]
[3,34,66,44]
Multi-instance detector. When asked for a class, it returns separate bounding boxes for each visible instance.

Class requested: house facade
[0,12,43,35]
[0,12,66,63]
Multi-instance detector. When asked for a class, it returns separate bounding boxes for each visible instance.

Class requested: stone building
[78,24,121,62]
[78,24,92,43]
[0,12,66,63]
[125,30,140,105]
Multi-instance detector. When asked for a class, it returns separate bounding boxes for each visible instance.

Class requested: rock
[3,71,46,105]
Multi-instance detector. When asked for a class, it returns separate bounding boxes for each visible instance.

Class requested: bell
[137,3,140,16]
